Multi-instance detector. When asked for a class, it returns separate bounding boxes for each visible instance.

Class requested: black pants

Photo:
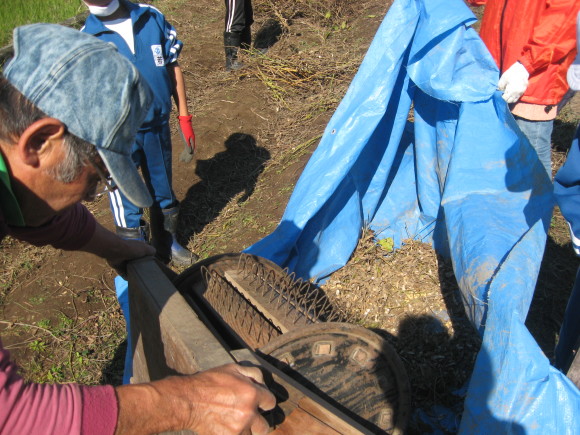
[224,0,253,33]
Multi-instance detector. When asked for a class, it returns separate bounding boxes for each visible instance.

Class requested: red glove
[178,115,196,152]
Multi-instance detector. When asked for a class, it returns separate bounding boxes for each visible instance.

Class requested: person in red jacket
[478,0,579,177]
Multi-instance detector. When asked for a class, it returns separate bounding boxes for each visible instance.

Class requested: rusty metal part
[259,323,412,435]
[173,254,411,433]
[173,253,345,349]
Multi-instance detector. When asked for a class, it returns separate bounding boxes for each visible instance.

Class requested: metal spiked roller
[173,253,411,434]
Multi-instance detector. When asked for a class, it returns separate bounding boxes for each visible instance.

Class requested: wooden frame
[127,257,372,434]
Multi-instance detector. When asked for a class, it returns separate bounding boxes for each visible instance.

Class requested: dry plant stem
[0,319,63,341]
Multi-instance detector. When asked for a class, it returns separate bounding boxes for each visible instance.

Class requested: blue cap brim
[97,148,152,208]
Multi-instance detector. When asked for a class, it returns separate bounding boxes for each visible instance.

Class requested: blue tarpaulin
[245,0,580,431]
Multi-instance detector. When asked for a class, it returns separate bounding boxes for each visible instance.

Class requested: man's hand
[106,238,155,278]
[115,363,277,435]
[80,223,155,277]
[498,61,530,104]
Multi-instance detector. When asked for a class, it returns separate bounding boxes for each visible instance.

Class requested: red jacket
[479,0,579,106]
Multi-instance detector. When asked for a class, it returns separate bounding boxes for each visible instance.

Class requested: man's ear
[17,118,66,168]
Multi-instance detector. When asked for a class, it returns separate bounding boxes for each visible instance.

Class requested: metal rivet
[351,347,369,365]
[379,408,394,428]
[313,341,333,356]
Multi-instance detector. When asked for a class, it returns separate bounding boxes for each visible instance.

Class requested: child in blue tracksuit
[82,0,196,266]
[552,12,580,373]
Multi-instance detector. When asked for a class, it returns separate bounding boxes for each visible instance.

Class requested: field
[0,0,86,46]
[0,0,578,433]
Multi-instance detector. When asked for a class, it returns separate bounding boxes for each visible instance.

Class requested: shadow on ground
[178,133,270,247]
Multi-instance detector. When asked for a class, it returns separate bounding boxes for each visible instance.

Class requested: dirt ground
[0,0,579,433]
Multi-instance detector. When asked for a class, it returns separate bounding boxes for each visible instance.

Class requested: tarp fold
[246,0,580,431]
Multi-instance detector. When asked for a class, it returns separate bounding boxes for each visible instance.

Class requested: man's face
[16,138,104,226]
[39,154,101,212]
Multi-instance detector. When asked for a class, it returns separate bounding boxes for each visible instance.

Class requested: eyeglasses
[87,155,117,195]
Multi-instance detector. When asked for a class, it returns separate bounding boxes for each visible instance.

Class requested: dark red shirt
[0,203,119,434]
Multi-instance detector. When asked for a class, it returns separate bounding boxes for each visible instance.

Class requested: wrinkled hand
[106,239,155,278]
[178,114,196,152]
[176,364,276,434]
[498,61,529,104]
[116,363,277,435]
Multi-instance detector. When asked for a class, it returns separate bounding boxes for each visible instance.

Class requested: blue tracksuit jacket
[82,0,182,129]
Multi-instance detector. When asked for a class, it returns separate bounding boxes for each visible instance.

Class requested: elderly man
[0,23,275,434]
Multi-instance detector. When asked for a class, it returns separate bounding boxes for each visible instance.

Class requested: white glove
[567,53,580,91]
[498,61,530,104]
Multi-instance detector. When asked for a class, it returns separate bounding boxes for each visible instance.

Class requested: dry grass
[324,232,481,415]
[256,0,356,30]
[241,50,357,104]
[0,236,126,385]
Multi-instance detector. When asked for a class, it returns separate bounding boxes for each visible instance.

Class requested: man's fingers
[497,77,507,91]
[250,413,272,435]
[256,382,277,411]
[231,364,277,411]
[235,364,266,384]
[502,91,515,103]
[502,87,523,104]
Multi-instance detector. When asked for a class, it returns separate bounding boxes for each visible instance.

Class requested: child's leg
[224,0,252,70]
[109,188,144,229]
[142,124,196,266]
[240,0,253,48]
[108,135,147,240]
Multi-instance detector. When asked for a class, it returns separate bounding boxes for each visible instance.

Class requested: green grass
[0,0,86,47]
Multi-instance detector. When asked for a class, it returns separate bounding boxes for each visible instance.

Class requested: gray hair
[0,76,96,183]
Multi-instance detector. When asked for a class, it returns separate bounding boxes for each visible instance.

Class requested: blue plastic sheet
[246,0,580,431]
[114,275,133,385]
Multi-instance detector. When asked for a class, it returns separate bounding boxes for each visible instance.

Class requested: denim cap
[4,23,153,208]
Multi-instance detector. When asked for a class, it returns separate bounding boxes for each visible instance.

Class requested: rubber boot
[240,26,251,51]
[149,207,172,264]
[116,223,149,242]
[224,31,245,71]
[151,206,197,267]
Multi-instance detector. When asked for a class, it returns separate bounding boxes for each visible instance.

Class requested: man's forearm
[114,364,276,435]
[79,222,155,266]
[114,383,185,435]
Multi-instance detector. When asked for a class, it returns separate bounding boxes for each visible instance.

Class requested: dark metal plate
[259,322,411,434]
